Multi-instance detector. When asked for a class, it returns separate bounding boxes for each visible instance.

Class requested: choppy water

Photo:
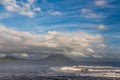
[0,62,120,78]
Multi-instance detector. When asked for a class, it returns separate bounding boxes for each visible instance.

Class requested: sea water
[0,62,120,77]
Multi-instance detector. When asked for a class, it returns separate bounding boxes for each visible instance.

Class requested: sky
[0,0,120,61]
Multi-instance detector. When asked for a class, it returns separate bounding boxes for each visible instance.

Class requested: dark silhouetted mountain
[0,56,28,62]
[34,54,76,63]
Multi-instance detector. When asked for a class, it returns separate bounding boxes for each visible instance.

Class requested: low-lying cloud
[0,24,108,58]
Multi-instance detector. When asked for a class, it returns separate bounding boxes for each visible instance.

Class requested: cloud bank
[0,24,107,59]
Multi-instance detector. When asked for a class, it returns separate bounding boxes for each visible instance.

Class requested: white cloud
[19,11,34,18]
[91,54,103,58]
[0,0,41,17]
[0,24,108,58]
[98,44,107,48]
[95,0,106,6]
[28,0,35,4]
[97,24,107,30]
[34,7,41,12]
[87,48,94,53]
[81,8,99,18]
[81,8,91,14]
[49,11,62,16]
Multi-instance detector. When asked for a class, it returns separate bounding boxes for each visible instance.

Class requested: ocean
[0,61,120,79]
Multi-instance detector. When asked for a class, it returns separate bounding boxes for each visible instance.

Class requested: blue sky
[0,0,120,60]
